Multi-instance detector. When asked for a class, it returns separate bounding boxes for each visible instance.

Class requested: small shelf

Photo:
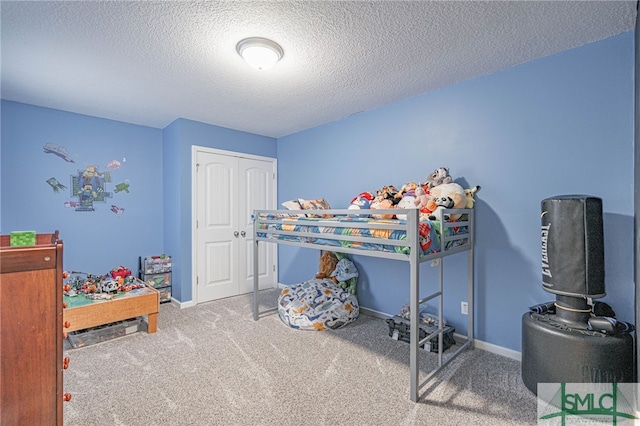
[139,255,172,303]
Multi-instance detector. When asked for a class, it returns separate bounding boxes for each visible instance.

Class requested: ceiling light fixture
[236,37,284,71]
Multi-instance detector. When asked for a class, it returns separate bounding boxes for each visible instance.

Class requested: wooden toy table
[63,283,159,334]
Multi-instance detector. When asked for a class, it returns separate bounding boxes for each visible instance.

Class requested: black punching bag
[541,195,605,299]
[522,195,635,395]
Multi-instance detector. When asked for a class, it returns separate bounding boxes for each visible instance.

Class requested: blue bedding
[257,214,468,256]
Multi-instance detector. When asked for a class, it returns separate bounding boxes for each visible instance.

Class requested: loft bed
[252,207,474,402]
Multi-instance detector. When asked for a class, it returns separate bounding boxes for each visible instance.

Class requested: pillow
[281,199,302,210]
[280,199,304,217]
[298,198,331,218]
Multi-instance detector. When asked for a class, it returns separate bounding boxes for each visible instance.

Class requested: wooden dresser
[0,231,66,426]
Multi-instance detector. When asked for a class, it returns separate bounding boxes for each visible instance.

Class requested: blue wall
[0,31,634,354]
[0,101,164,274]
[0,105,277,305]
[277,32,635,352]
[161,118,277,302]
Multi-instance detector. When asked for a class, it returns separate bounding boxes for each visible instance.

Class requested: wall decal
[70,165,112,212]
[111,205,125,215]
[105,159,121,169]
[46,177,67,193]
[114,181,130,193]
[43,143,75,162]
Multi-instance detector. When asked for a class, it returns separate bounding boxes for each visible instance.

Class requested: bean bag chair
[278,278,359,331]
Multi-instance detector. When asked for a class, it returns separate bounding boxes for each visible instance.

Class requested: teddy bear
[422,167,453,189]
[428,182,467,220]
[414,186,434,210]
[316,251,339,280]
[414,186,435,220]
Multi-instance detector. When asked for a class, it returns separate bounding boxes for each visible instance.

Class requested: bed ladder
[408,208,474,402]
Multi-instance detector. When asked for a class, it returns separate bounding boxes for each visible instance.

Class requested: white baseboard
[360,306,392,319]
[175,284,285,309]
[473,339,521,361]
[173,299,196,309]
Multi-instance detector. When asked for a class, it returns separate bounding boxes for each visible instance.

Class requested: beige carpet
[63,289,538,425]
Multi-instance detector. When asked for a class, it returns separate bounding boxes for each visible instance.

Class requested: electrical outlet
[461,301,468,315]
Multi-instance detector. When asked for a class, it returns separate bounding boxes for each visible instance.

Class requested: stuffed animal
[464,185,481,209]
[429,182,466,220]
[395,197,417,220]
[348,191,375,217]
[371,185,399,219]
[428,196,455,221]
[394,181,419,199]
[395,182,420,220]
[370,198,395,219]
[331,253,359,295]
[316,251,339,279]
[350,191,374,206]
[422,167,452,189]
[414,186,434,211]
[375,185,400,203]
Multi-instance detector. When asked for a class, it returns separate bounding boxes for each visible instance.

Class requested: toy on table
[110,266,132,280]
[63,266,143,300]
[9,231,36,247]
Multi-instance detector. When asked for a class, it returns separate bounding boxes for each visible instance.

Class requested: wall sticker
[71,165,112,212]
[46,177,67,193]
[43,144,131,214]
[43,143,75,163]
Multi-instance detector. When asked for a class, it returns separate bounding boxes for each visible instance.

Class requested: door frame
[191,145,278,304]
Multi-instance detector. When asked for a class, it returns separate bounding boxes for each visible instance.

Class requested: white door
[194,148,277,303]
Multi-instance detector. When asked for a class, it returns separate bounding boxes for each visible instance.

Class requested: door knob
[233,231,239,237]
[241,231,246,237]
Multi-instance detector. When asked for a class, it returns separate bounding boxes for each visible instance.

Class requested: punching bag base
[521,312,635,395]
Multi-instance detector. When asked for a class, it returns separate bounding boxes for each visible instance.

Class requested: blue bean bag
[278,278,359,331]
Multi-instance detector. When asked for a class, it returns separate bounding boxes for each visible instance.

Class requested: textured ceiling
[1,1,636,138]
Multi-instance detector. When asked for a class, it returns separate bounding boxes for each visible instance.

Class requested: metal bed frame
[252,207,474,402]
